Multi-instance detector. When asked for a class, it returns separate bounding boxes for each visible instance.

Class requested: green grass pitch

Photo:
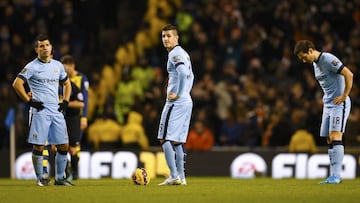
[1,177,360,203]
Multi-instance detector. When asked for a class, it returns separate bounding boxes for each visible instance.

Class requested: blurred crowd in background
[1,0,360,151]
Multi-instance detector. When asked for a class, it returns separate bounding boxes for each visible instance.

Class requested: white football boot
[158,176,181,186]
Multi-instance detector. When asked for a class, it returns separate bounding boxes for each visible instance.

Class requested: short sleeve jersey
[18,58,68,111]
[313,52,345,106]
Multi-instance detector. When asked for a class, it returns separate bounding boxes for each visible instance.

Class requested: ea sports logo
[230,153,267,178]
[16,152,37,179]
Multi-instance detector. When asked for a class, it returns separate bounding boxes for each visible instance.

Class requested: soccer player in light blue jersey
[294,40,353,184]
[12,34,73,186]
[157,24,194,186]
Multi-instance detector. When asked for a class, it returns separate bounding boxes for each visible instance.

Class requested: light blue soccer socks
[320,141,344,184]
[32,149,44,180]
[332,141,344,178]
[55,150,68,181]
[328,144,334,176]
[174,144,186,180]
[161,141,178,178]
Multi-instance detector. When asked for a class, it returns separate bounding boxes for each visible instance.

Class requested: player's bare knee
[33,144,44,152]
[56,144,69,152]
[69,146,77,155]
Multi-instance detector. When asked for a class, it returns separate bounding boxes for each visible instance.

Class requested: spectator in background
[87,105,122,150]
[131,54,155,91]
[268,112,295,147]
[186,119,214,151]
[289,128,318,154]
[218,109,246,146]
[345,105,360,146]
[114,67,144,124]
[0,82,17,149]
[263,97,295,147]
[142,67,166,146]
[121,111,149,150]
[289,108,317,154]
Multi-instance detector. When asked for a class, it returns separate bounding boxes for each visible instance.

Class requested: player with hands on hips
[28,99,45,111]
[157,24,194,186]
[294,40,353,184]
[58,100,69,112]
[12,34,73,186]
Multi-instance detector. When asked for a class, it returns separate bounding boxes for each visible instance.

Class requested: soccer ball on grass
[131,168,150,185]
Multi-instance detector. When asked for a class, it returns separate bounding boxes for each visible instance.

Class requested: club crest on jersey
[54,68,59,75]
[331,60,339,66]
[32,134,38,140]
[172,55,181,62]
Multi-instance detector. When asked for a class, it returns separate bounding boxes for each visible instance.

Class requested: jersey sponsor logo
[36,78,59,84]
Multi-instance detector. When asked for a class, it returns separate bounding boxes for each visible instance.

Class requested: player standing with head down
[157,24,194,186]
[294,40,353,184]
[12,34,73,186]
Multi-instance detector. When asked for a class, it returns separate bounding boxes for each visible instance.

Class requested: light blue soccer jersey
[166,45,194,104]
[18,58,68,114]
[19,58,69,145]
[313,52,345,107]
[314,52,351,136]
[158,45,194,143]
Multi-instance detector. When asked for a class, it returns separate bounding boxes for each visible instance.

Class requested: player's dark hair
[61,54,75,64]
[162,24,178,34]
[293,40,315,55]
[35,34,50,47]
